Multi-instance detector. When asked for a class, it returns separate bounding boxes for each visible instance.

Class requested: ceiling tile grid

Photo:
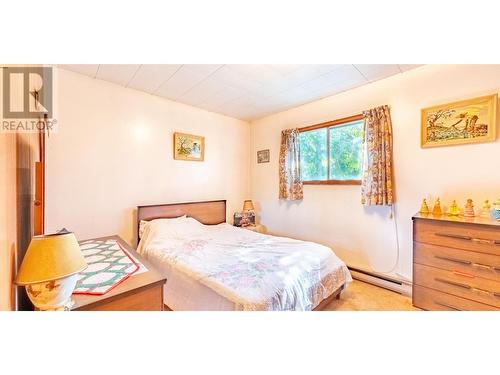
[58,64,423,121]
[58,64,99,78]
[127,64,181,93]
[95,64,140,86]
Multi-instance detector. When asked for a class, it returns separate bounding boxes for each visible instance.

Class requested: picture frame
[233,211,256,227]
[173,132,205,161]
[421,94,498,148]
[257,149,270,163]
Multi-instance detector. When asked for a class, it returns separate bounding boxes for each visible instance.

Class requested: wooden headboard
[137,199,226,241]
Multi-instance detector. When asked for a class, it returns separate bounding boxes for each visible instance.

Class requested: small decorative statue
[479,199,492,218]
[446,200,461,216]
[463,199,475,217]
[491,199,500,221]
[420,198,430,214]
[432,198,443,216]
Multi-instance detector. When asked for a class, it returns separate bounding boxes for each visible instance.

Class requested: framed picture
[421,94,497,148]
[173,132,205,161]
[233,211,255,227]
[257,149,270,163]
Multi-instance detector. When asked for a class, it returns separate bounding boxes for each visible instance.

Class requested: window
[299,115,364,185]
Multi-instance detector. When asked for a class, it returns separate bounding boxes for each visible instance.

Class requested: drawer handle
[472,238,496,245]
[434,301,461,311]
[471,287,494,296]
[435,277,471,290]
[434,255,471,265]
[452,270,474,278]
[472,263,494,270]
[436,278,500,297]
[433,256,498,272]
[435,233,472,241]
[435,233,500,245]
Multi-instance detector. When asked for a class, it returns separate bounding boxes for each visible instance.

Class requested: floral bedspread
[138,222,351,311]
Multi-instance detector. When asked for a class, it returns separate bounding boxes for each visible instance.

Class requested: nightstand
[241,224,266,234]
[71,235,166,311]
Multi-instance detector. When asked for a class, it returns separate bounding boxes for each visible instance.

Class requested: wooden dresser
[413,213,500,311]
[71,235,166,311]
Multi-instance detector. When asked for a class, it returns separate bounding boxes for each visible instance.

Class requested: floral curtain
[279,128,303,200]
[361,105,394,206]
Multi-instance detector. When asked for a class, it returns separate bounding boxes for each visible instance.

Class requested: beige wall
[0,134,16,310]
[46,69,251,245]
[44,65,500,283]
[250,65,500,281]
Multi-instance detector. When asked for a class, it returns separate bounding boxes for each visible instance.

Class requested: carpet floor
[324,280,419,311]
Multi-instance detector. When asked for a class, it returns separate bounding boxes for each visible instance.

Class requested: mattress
[137,219,352,311]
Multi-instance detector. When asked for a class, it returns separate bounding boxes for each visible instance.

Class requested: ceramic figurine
[491,199,500,221]
[479,199,491,218]
[432,198,443,216]
[419,198,430,214]
[446,200,461,216]
[463,199,475,217]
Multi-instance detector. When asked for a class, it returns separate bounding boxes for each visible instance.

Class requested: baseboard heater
[348,266,412,296]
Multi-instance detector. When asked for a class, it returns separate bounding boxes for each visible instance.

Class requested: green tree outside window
[299,120,363,181]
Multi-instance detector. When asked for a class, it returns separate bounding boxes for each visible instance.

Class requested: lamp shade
[243,200,255,211]
[16,232,87,285]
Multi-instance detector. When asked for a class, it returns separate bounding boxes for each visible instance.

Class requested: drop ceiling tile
[216,92,288,120]
[209,65,264,93]
[354,64,401,82]
[399,64,423,72]
[228,65,283,84]
[221,94,264,111]
[96,64,141,86]
[58,64,99,78]
[323,64,367,84]
[284,64,345,83]
[246,82,291,99]
[273,65,365,104]
[179,77,235,106]
[182,64,223,76]
[309,79,366,100]
[59,64,424,121]
[267,64,303,75]
[197,84,246,110]
[194,101,221,113]
[154,65,208,100]
[127,64,181,93]
[251,64,348,98]
[214,100,254,117]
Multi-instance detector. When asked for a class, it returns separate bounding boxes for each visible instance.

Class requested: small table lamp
[243,200,255,212]
[15,231,87,311]
[240,200,256,228]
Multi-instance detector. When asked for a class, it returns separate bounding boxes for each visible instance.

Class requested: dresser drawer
[414,219,500,255]
[413,285,498,311]
[74,283,164,311]
[414,263,500,308]
[414,242,500,281]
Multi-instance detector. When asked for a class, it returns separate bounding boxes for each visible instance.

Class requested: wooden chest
[412,213,500,311]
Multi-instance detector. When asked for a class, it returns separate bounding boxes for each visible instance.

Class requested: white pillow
[148,216,206,239]
[139,215,186,239]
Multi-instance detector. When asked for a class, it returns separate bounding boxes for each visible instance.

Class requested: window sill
[303,180,361,186]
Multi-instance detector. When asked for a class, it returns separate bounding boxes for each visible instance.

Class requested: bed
[136,200,352,311]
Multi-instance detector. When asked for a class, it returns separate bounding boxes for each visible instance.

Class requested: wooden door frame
[34,116,46,235]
